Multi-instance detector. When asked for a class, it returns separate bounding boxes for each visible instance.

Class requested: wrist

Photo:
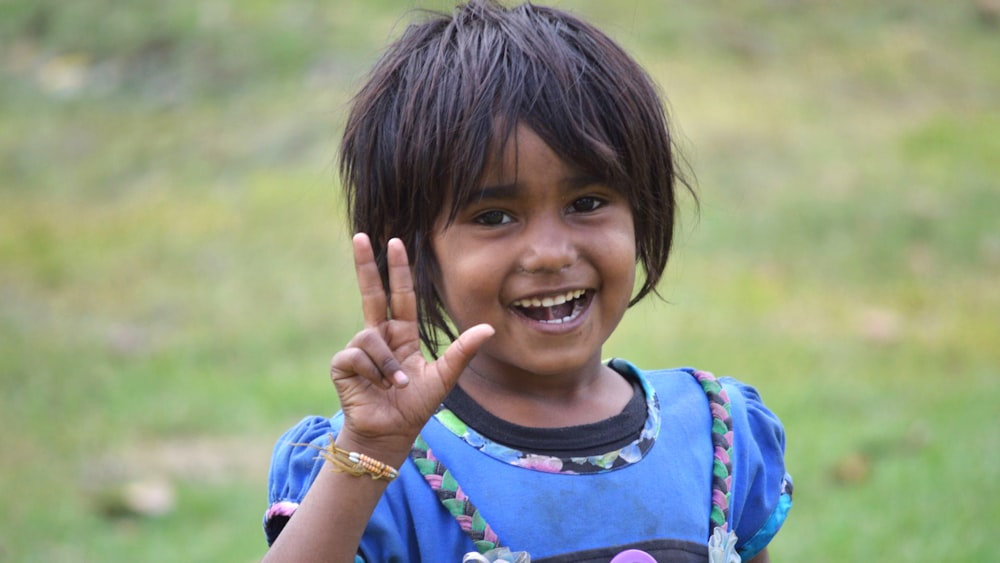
[334,428,414,469]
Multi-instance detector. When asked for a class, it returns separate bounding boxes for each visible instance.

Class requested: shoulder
[615,358,783,455]
[718,377,785,456]
[264,414,345,545]
[669,369,792,560]
[608,358,700,398]
[717,376,793,560]
[611,360,793,558]
[267,413,345,499]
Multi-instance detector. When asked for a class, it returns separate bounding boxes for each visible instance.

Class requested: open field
[1,1,998,560]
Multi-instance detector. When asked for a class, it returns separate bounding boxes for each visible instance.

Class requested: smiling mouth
[511,289,590,324]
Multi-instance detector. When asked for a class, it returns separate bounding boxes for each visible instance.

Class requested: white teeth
[513,289,585,309]
[541,295,560,307]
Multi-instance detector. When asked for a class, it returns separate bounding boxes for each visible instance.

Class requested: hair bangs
[440,3,630,222]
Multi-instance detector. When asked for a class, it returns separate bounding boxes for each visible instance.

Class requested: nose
[517,214,578,274]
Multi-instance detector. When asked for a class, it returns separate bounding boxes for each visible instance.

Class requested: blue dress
[265,359,792,562]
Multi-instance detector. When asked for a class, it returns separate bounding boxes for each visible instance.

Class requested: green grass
[2,0,998,560]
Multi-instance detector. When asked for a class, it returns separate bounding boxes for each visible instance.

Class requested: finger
[386,238,418,323]
[433,323,495,388]
[332,330,408,388]
[353,233,387,328]
[331,347,392,390]
[352,328,409,386]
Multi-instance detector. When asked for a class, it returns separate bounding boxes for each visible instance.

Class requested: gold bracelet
[318,434,399,481]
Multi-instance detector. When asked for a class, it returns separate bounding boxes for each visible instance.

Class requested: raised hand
[330,233,494,453]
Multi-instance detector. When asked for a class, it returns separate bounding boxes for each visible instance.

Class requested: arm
[721,378,792,563]
[263,442,396,562]
[747,548,770,563]
[263,235,493,562]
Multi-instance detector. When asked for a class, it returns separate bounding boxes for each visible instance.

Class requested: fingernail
[394,371,410,386]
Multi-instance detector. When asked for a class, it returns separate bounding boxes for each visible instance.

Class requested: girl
[263,1,791,561]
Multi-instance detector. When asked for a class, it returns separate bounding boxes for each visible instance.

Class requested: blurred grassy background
[1,0,998,561]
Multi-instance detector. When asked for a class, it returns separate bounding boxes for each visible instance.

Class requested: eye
[568,196,605,213]
[473,210,513,226]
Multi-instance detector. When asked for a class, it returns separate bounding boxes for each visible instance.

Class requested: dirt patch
[83,435,276,518]
[86,435,274,484]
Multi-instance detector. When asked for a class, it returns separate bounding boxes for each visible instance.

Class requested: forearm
[262,433,412,563]
[263,233,493,561]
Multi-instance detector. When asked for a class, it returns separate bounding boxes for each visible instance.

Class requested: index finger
[353,233,387,328]
[386,238,417,323]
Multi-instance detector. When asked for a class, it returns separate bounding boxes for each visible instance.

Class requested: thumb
[433,323,494,388]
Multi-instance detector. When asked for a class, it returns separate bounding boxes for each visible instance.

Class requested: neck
[456,360,633,428]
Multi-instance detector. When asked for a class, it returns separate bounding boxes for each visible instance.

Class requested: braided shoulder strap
[409,370,735,554]
[692,370,735,532]
[410,435,503,554]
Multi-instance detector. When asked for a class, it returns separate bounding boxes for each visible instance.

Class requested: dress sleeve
[720,378,793,561]
[263,414,344,546]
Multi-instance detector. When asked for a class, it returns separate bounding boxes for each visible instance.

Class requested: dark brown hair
[340,0,692,352]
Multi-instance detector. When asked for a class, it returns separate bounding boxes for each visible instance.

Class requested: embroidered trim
[429,371,661,475]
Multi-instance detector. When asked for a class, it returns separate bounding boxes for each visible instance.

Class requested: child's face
[431,124,636,381]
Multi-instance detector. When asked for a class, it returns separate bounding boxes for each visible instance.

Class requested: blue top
[265,360,792,562]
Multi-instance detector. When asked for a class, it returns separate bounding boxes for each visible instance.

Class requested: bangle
[318,434,399,481]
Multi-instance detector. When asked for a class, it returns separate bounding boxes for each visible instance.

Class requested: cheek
[442,258,494,300]
[433,268,496,334]
[607,219,638,300]
[429,233,484,316]
[607,217,638,268]
[616,253,638,303]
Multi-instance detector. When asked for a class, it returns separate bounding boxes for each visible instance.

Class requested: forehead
[478,123,595,187]
[484,124,563,174]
